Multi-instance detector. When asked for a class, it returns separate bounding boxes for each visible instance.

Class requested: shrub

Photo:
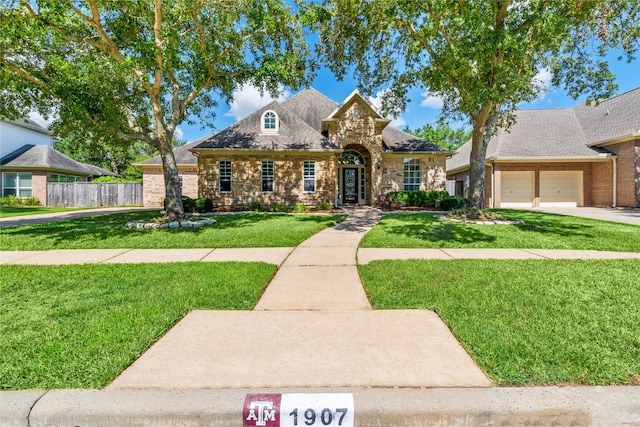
[181,196,196,213]
[92,176,131,183]
[294,203,307,213]
[194,198,214,213]
[23,196,41,206]
[386,190,450,207]
[269,203,293,213]
[316,202,332,210]
[249,199,266,212]
[0,195,41,206]
[440,196,468,211]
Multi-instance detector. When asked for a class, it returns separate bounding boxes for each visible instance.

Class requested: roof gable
[1,144,118,176]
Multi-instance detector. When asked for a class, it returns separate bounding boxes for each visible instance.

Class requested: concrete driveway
[518,207,640,225]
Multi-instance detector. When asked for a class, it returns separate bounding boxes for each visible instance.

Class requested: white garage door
[501,171,534,207]
[540,171,582,207]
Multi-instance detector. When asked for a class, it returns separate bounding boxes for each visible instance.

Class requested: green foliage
[360,259,640,385]
[317,1,639,209]
[440,196,468,211]
[0,195,41,206]
[294,203,308,212]
[194,198,214,213]
[0,0,314,219]
[404,121,471,151]
[181,196,196,213]
[386,190,449,207]
[316,202,332,210]
[91,176,137,183]
[269,203,294,213]
[249,199,266,212]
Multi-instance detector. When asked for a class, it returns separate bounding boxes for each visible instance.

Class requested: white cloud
[368,90,406,128]
[173,125,184,141]
[28,111,53,127]
[419,91,444,109]
[533,67,553,101]
[224,83,291,121]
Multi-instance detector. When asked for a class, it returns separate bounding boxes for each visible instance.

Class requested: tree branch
[0,59,51,92]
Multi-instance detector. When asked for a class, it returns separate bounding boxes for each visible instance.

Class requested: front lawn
[359,259,640,386]
[0,262,276,390]
[0,211,345,250]
[360,210,640,252]
[0,206,86,218]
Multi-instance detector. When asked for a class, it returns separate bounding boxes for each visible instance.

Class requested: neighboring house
[138,88,452,207]
[0,119,118,203]
[447,87,640,208]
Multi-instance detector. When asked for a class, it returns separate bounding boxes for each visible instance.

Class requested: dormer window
[261,110,279,134]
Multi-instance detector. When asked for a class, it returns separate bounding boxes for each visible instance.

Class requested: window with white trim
[219,161,232,192]
[261,161,274,192]
[403,158,420,191]
[2,172,32,197]
[261,110,279,134]
[303,161,316,193]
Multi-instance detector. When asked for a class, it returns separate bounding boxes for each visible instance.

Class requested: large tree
[405,121,472,151]
[0,0,312,219]
[316,0,639,209]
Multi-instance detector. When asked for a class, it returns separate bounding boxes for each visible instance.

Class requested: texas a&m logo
[244,394,281,427]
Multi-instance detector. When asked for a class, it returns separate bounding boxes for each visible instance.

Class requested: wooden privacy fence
[47,182,143,207]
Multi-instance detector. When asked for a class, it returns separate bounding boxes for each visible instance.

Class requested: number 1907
[288,408,348,426]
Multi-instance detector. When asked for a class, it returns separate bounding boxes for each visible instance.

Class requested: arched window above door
[338,150,365,165]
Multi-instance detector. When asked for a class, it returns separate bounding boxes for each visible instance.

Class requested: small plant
[194,197,214,213]
[181,196,196,213]
[294,203,307,212]
[440,196,468,211]
[269,203,293,213]
[0,195,41,206]
[249,199,266,212]
[316,201,332,210]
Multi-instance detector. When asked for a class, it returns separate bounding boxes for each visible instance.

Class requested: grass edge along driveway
[0,262,277,390]
[359,258,640,386]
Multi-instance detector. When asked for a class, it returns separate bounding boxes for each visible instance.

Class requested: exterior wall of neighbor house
[141,166,198,207]
[0,121,53,158]
[381,155,448,194]
[445,167,491,204]
[490,161,615,207]
[198,153,336,207]
[0,168,48,204]
[605,139,640,207]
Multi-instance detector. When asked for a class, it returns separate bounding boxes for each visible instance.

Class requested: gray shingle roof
[136,139,201,166]
[382,126,453,153]
[6,118,52,135]
[446,87,640,172]
[0,144,119,176]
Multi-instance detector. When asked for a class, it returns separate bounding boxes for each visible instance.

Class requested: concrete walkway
[519,206,640,225]
[107,207,492,390]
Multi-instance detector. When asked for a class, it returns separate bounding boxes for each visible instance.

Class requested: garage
[500,171,534,207]
[540,171,582,207]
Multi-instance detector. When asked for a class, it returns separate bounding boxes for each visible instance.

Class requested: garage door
[500,171,534,207]
[540,171,582,207]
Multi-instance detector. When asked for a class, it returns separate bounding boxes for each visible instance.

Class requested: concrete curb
[2,387,639,426]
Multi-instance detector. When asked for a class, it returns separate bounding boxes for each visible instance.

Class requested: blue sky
[178,51,640,143]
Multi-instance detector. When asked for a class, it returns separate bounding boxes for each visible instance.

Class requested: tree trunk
[467,106,499,210]
[155,132,185,220]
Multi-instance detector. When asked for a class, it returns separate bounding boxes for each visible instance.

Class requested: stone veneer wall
[326,101,383,205]
[198,153,336,207]
[142,166,198,207]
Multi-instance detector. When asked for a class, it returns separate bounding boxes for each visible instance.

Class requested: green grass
[360,210,640,252]
[359,259,640,386]
[0,262,277,390]
[0,211,345,250]
[0,205,87,218]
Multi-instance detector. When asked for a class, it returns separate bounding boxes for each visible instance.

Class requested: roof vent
[605,109,610,115]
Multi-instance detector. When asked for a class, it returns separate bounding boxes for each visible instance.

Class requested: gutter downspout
[490,162,495,208]
[613,157,617,207]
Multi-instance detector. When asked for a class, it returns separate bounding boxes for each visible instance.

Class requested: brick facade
[606,139,640,207]
[381,155,448,193]
[198,153,336,207]
[142,166,198,207]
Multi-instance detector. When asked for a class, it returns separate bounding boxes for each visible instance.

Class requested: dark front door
[343,168,358,204]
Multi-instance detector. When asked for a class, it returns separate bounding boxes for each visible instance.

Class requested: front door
[343,168,358,204]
